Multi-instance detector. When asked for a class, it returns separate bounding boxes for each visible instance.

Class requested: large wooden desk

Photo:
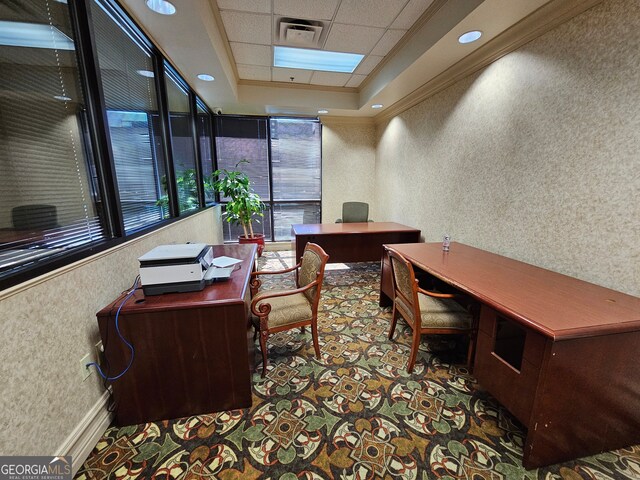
[380,242,640,468]
[97,244,256,426]
[291,222,420,263]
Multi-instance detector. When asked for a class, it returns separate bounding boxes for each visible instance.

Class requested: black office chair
[336,202,372,223]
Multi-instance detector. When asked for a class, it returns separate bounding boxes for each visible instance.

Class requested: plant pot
[239,233,265,257]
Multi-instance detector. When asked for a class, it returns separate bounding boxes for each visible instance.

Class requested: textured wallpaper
[375,0,640,296]
[321,120,377,223]
[0,207,222,455]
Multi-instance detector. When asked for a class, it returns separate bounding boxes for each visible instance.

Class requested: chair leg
[407,328,421,373]
[253,324,258,341]
[311,321,321,359]
[259,330,269,378]
[301,326,306,333]
[388,303,399,340]
[466,330,477,370]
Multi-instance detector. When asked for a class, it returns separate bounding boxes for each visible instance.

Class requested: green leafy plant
[156,168,215,217]
[212,160,265,238]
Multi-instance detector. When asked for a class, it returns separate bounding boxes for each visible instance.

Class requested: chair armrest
[368,219,374,222]
[250,281,317,317]
[336,218,343,223]
[418,287,456,299]
[251,262,300,277]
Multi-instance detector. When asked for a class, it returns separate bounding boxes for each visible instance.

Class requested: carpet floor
[76,251,640,479]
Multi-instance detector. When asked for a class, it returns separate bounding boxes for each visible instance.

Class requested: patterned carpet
[76,251,640,480]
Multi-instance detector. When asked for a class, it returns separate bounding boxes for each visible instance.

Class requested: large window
[91,0,166,232]
[214,116,321,242]
[0,0,107,282]
[196,100,215,206]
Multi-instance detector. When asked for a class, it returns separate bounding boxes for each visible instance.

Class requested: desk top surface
[98,244,256,315]
[292,222,420,235]
[387,242,640,340]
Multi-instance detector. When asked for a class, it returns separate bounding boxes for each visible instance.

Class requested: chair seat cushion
[253,291,313,328]
[396,293,472,330]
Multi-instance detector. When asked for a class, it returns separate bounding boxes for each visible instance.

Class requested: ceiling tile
[391,0,435,29]
[220,11,271,45]
[345,74,367,87]
[370,29,406,56]
[237,64,271,81]
[354,55,383,75]
[272,67,313,83]
[217,0,271,14]
[334,0,407,28]
[230,43,272,66]
[310,71,352,87]
[274,0,340,21]
[323,23,385,54]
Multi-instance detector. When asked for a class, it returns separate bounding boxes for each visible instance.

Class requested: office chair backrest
[342,201,369,223]
[12,204,60,230]
[297,243,329,304]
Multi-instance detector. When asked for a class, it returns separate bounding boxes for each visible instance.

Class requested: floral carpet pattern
[76,251,640,480]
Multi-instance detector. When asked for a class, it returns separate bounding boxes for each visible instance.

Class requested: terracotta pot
[238,233,265,257]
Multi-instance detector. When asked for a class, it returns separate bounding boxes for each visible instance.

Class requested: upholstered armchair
[386,247,476,373]
[335,201,372,223]
[250,243,329,377]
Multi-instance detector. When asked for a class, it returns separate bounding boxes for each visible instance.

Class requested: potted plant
[212,161,266,255]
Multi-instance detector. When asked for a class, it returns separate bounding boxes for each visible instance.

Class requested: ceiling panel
[371,29,407,56]
[230,43,272,66]
[334,0,408,28]
[273,0,340,21]
[345,74,367,87]
[391,0,435,29]
[220,11,271,44]
[272,67,313,83]
[237,64,271,81]
[217,0,271,14]
[354,55,384,75]
[323,23,385,54]
[310,71,352,87]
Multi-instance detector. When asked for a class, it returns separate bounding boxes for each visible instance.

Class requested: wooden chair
[250,243,329,377]
[386,246,475,373]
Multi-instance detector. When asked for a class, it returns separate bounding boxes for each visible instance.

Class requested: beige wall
[0,207,222,454]
[321,119,377,223]
[375,0,640,296]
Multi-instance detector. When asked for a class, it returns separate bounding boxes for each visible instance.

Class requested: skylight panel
[273,46,363,73]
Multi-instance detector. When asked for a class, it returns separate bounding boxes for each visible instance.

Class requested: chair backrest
[297,243,329,309]
[342,202,369,223]
[386,247,420,322]
[12,204,59,230]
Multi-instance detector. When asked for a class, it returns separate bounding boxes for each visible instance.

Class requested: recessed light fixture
[54,95,71,101]
[274,46,364,73]
[197,74,215,81]
[458,30,482,44]
[371,104,384,109]
[318,109,328,114]
[136,69,155,78]
[0,21,75,50]
[145,0,176,15]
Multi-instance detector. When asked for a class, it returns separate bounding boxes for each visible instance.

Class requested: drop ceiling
[118,0,597,118]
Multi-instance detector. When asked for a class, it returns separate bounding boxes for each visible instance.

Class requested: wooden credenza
[97,244,256,426]
[380,242,640,468]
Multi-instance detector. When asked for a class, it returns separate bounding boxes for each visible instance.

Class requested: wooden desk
[291,222,420,263]
[97,244,256,426]
[380,242,640,468]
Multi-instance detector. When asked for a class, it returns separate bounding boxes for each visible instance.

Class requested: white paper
[211,256,242,268]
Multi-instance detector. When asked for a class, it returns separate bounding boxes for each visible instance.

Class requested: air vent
[277,17,325,48]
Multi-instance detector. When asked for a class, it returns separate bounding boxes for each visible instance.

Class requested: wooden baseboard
[56,391,113,476]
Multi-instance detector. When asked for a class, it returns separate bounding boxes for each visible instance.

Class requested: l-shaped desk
[380,242,640,468]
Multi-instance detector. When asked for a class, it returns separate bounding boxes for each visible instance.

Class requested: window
[196,99,215,206]
[0,0,107,282]
[165,66,199,214]
[214,116,321,242]
[91,0,167,232]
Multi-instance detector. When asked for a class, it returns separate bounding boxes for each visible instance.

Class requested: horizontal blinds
[197,105,215,205]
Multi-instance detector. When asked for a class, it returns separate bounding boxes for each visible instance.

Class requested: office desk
[97,244,256,426]
[380,242,640,468]
[291,222,420,263]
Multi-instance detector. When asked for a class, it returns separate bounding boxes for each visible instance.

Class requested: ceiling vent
[276,17,326,48]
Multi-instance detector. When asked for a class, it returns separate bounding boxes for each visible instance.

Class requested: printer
[138,243,213,295]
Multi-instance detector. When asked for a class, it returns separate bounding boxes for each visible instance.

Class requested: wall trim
[56,390,113,476]
[321,115,376,126]
[374,0,603,124]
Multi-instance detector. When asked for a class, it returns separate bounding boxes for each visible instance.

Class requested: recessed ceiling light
[54,95,71,101]
[145,0,176,15]
[371,104,383,109]
[197,74,215,81]
[274,46,364,73]
[458,30,482,44]
[0,21,75,50]
[136,69,155,78]
[318,109,329,114]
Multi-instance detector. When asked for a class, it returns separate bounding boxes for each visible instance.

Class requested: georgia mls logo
[0,456,72,480]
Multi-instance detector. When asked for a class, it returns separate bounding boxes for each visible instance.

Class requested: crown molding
[320,115,376,126]
[238,79,358,93]
[374,0,604,124]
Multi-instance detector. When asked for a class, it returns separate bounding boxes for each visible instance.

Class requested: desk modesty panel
[291,222,420,263]
[380,242,640,468]
[97,243,256,426]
